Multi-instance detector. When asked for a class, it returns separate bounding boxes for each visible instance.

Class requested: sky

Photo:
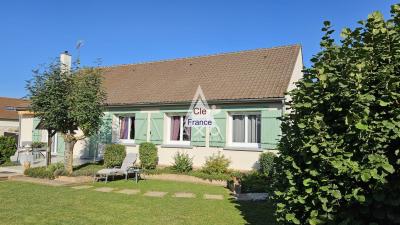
[0,0,397,98]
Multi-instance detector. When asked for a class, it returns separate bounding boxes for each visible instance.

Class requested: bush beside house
[172,152,193,173]
[139,142,158,169]
[0,136,16,164]
[104,144,126,168]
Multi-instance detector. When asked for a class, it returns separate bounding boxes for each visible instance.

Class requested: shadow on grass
[230,199,277,225]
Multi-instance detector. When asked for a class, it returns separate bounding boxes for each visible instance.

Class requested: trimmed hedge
[139,142,158,169]
[104,144,126,168]
[258,152,276,176]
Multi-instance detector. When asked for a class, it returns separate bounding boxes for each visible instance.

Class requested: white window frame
[118,115,135,144]
[165,114,191,146]
[228,111,261,148]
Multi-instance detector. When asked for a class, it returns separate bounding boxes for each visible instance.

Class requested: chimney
[60,51,72,73]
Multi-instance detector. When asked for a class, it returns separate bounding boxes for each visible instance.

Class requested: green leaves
[273,3,400,225]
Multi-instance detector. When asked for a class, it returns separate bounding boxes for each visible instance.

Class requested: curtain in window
[232,115,245,142]
[248,115,261,143]
[129,117,135,139]
[171,116,180,141]
[183,116,191,141]
[119,117,129,139]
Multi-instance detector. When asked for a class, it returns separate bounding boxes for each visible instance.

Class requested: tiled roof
[102,44,301,105]
[0,97,30,120]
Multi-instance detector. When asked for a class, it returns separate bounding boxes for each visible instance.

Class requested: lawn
[0,180,276,225]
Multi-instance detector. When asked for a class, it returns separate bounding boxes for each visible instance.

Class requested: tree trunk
[46,131,53,166]
[64,136,77,175]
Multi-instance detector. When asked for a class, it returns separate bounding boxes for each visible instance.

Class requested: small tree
[62,67,105,174]
[27,63,70,166]
[273,4,400,224]
[27,62,105,173]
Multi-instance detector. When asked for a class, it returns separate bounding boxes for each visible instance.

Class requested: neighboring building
[18,45,303,170]
[0,97,29,137]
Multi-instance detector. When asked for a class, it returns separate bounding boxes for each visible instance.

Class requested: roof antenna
[76,40,84,67]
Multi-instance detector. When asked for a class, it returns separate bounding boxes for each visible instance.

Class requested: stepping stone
[94,187,115,192]
[204,194,223,200]
[144,191,167,197]
[116,189,140,195]
[173,192,195,198]
[71,185,93,190]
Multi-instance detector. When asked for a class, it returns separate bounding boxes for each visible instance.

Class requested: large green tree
[27,62,105,173]
[27,63,70,166]
[274,4,400,225]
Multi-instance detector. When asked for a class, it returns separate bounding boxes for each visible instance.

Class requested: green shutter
[57,133,65,155]
[99,114,113,144]
[150,112,164,145]
[191,127,206,147]
[135,112,148,144]
[210,111,226,147]
[261,110,281,149]
[32,117,41,142]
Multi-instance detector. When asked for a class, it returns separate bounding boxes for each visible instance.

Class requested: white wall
[122,145,271,171]
[285,47,304,107]
[0,119,19,135]
[19,116,33,145]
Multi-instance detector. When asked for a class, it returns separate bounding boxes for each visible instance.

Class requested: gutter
[105,97,286,108]
[16,97,286,110]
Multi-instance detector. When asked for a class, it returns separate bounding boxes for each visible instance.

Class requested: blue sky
[0,0,397,98]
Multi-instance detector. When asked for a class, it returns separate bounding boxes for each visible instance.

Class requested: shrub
[139,142,158,169]
[0,136,16,163]
[24,162,65,179]
[32,142,46,149]
[24,166,54,179]
[172,152,193,173]
[103,144,126,168]
[258,152,276,176]
[274,6,400,224]
[201,152,230,175]
[240,171,269,193]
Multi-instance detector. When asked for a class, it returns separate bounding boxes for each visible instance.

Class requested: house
[17,45,303,170]
[0,97,29,139]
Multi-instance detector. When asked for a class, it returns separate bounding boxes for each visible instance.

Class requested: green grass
[0,180,276,225]
[72,163,105,176]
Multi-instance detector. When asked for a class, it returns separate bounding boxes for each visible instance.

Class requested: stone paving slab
[204,194,224,200]
[71,185,94,190]
[116,189,140,195]
[173,192,196,198]
[144,191,167,197]
[94,187,115,192]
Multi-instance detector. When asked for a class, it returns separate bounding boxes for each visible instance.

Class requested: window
[230,113,261,148]
[119,116,135,142]
[168,115,191,145]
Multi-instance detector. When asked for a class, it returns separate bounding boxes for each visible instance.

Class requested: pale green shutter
[57,133,65,155]
[150,112,164,145]
[261,110,281,149]
[99,114,113,144]
[191,127,206,147]
[210,111,226,147]
[32,117,41,142]
[135,112,148,144]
